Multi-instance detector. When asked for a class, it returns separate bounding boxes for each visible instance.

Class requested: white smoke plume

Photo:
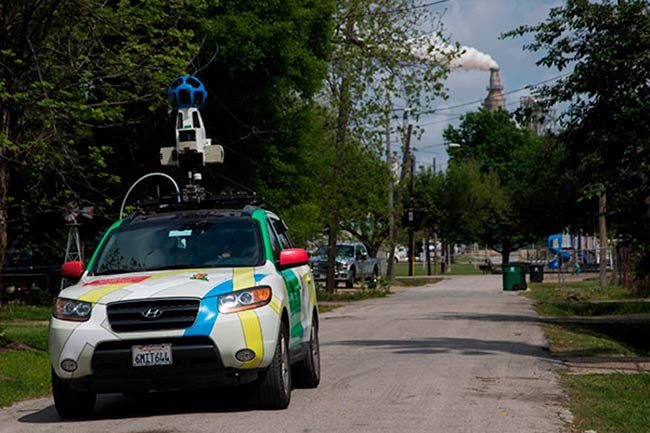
[410,35,499,71]
[452,46,499,70]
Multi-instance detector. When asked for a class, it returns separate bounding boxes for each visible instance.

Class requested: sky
[412,0,566,170]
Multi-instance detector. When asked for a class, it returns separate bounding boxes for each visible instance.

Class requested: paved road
[0,275,571,433]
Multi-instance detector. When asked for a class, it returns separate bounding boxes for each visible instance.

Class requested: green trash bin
[502,262,527,291]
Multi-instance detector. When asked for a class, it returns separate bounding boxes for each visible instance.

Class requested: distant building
[519,96,557,135]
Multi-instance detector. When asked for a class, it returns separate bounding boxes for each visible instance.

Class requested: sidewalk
[562,357,650,375]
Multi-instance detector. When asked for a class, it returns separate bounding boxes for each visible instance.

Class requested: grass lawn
[0,305,51,321]
[544,324,637,358]
[393,261,483,276]
[562,374,650,433]
[525,280,650,432]
[317,288,389,302]
[526,281,647,315]
[0,350,51,407]
[0,305,51,407]
[525,281,650,357]
[393,277,442,287]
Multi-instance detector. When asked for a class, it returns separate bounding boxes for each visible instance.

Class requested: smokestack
[483,68,506,112]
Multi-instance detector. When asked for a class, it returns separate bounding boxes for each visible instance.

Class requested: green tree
[338,145,390,257]
[321,0,457,288]
[413,160,507,271]
[444,109,546,263]
[0,0,202,292]
[504,0,650,283]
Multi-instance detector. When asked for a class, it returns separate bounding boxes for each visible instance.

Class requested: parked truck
[308,242,380,288]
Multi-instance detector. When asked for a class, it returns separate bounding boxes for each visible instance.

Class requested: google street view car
[50,203,320,418]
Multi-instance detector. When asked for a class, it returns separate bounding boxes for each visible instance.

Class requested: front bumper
[310,263,350,281]
[49,301,282,384]
[64,336,258,393]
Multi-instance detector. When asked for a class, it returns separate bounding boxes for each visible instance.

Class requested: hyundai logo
[142,307,163,319]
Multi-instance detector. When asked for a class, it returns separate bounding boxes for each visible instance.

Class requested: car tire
[346,268,355,288]
[293,316,320,388]
[51,369,96,419]
[372,267,379,283]
[254,322,291,409]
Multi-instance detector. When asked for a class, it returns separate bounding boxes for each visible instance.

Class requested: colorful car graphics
[49,209,318,388]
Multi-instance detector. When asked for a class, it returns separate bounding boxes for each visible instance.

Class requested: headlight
[54,298,92,322]
[218,286,272,314]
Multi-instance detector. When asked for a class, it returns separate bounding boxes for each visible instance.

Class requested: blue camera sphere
[167,75,208,109]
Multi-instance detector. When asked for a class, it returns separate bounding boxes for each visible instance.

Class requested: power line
[414,72,571,127]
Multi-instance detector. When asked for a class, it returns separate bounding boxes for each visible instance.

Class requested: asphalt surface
[0,275,571,433]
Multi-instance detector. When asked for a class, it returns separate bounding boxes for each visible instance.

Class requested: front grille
[107,298,200,332]
[317,263,328,274]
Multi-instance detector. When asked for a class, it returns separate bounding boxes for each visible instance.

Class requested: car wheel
[346,268,355,288]
[293,316,320,388]
[51,369,96,419]
[372,267,379,283]
[254,322,291,409]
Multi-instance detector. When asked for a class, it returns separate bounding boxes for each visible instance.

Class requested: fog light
[61,359,78,372]
[235,349,256,362]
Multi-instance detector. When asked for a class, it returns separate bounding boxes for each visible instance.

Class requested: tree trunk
[599,191,608,288]
[325,221,338,293]
[0,160,7,310]
[0,110,10,309]
[501,245,511,265]
[389,123,412,276]
[325,17,354,293]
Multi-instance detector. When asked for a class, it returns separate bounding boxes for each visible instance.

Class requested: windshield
[314,245,354,258]
[92,218,263,275]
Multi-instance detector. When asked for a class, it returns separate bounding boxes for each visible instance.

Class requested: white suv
[49,206,320,418]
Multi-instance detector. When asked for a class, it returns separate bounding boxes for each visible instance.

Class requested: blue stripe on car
[183,274,268,337]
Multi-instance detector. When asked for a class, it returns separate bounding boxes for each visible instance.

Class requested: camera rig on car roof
[121,76,263,217]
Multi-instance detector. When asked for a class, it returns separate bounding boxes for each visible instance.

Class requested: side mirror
[61,261,84,279]
[279,248,309,270]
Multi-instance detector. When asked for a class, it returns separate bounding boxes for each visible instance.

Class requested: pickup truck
[308,242,380,288]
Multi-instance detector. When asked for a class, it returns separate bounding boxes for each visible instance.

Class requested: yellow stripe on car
[269,295,282,315]
[237,310,264,368]
[234,268,263,368]
[79,284,131,304]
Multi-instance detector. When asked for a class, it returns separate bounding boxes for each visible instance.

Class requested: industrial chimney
[483,68,506,112]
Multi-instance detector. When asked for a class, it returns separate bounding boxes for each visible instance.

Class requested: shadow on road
[18,387,257,424]
[421,312,540,323]
[324,336,551,358]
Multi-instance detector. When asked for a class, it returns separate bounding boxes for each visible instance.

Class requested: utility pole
[386,111,395,280]
[391,111,413,279]
[408,151,415,276]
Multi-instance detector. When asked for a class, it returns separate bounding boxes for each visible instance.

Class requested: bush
[23,285,55,306]
[361,276,391,292]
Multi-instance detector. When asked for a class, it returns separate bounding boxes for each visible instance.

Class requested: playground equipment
[547,233,599,270]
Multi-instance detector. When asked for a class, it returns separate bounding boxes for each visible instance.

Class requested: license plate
[132,344,173,367]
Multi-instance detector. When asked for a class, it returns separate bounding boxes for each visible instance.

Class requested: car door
[357,243,370,278]
[268,217,311,346]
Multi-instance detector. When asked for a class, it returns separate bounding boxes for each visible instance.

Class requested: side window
[272,218,293,250]
[266,221,282,261]
[358,244,368,258]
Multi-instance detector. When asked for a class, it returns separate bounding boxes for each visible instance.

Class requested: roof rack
[129,187,264,216]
